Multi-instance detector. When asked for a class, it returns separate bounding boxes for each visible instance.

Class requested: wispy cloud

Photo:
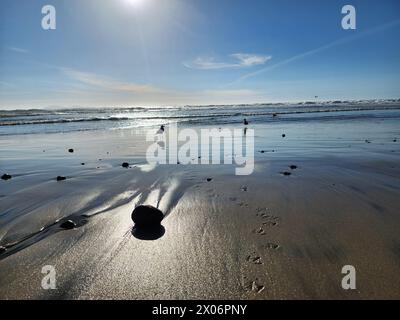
[227,19,400,86]
[61,68,164,94]
[0,81,12,87]
[184,53,271,70]
[6,46,29,54]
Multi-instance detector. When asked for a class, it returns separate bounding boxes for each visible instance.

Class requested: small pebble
[281,171,291,176]
[68,149,74,153]
[289,165,298,170]
[1,174,12,181]
[122,162,130,168]
[206,178,213,182]
[56,176,67,181]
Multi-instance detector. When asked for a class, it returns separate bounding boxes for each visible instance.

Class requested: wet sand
[1,119,400,299]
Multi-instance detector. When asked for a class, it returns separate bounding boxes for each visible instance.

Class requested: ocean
[1,99,400,136]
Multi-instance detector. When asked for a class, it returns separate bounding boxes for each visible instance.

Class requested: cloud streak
[227,19,400,86]
[61,68,164,94]
[53,67,267,106]
[6,46,29,54]
[184,53,271,70]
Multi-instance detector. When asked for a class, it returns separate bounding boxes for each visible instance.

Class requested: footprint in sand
[251,281,265,293]
[262,243,280,250]
[244,279,265,294]
[246,252,263,265]
[238,202,249,207]
[256,208,280,227]
[252,227,266,235]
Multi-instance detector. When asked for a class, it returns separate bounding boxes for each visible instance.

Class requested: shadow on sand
[131,224,165,241]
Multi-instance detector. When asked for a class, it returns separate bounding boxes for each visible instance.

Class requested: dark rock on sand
[56,176,67,181]
[207,178,213,182]
[281,171,292,176]
[131,205,164,228]
[68,148,74,153]
[289,165,298,170]
[122,162,130,168]
[60,220,76,230]
[1,174,12,181]
[282,134,286,138]
[393,139,397,142]
[81,163,85,165]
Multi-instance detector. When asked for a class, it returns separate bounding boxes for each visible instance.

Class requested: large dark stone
[1,174,12,181]
[56,176,67,181]
[68,149,74,153]
[131,205,164,228]
[60,220,76,230]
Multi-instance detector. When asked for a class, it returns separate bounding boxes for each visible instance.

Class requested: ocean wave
[1,105,400,127]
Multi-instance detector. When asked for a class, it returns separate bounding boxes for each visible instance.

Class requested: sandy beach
[2,0,400,304]
[1,112,400,300]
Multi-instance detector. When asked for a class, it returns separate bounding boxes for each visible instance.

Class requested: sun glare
[125,0,145,7]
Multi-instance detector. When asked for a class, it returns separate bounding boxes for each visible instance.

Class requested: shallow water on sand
[1,109,400,299]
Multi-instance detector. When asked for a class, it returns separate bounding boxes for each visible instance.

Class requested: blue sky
[0,0,400,109]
